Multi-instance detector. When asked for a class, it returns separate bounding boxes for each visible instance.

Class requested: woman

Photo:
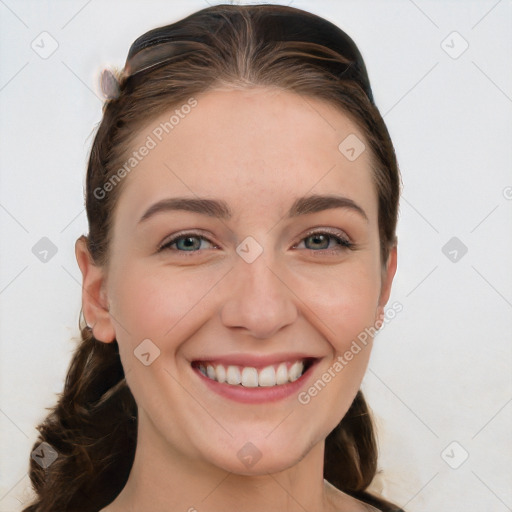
[23,4,402,511]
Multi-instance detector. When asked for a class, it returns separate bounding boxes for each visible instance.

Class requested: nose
[220,252,298,339]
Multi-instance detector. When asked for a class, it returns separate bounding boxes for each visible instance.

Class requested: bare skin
[77,86,397,512]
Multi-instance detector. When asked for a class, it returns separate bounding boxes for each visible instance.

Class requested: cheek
[109,262,218,344]
[296,266,380,422]
[107,264,214,406]
[297,260,381,350]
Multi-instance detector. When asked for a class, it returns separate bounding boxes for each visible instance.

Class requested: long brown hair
[22,4,401,511]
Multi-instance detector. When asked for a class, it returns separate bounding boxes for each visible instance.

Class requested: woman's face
[81,87,396,475]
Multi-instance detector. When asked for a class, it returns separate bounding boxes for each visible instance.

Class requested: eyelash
[157,229,355,256]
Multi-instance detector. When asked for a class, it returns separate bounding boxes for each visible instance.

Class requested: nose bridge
[238,250,280,300]
[220,246,297,338]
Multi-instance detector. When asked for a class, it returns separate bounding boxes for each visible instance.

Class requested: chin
[214,452,305,477]
[200,432,321,477]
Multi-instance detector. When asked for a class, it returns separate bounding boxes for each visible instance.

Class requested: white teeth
[216,364,226,383]
[275,363,288,385]
[241,367,259,387]
[258,365,276,387]
[289,361,304,382]
[226,365,241,385]
[198,360,308,387]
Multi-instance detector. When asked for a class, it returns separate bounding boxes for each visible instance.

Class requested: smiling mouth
[191,358,316,388]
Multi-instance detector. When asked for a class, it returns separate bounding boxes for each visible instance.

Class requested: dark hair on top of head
[124,4,375,104]
[22,4,402,512]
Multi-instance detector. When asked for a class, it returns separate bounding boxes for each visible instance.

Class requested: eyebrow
[138,194,368,224]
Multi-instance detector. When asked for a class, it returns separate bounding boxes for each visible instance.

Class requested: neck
[104,414,346,512]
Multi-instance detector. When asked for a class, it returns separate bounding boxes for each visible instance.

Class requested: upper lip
[191,353,321,369]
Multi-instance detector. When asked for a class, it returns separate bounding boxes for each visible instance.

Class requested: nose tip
[219,257,297,339]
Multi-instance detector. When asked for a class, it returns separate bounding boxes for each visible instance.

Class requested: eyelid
[158,226,354,254]
[297,226,352,245]
[292,227,354,255]
[158,230,218,252]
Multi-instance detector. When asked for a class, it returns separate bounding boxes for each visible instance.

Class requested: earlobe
[75,236,116,343]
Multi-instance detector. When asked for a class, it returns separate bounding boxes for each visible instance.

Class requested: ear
[75,236,116,343]
[375,241,398,324]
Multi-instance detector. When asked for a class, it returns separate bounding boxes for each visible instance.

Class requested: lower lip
[192,361,319,404]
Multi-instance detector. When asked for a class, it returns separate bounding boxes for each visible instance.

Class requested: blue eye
[299,232,353,252]
[159,234,214,253]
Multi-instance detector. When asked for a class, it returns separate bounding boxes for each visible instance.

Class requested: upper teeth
[198,361,305,387]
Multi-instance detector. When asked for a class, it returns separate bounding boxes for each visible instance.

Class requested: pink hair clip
[100,68,121,100]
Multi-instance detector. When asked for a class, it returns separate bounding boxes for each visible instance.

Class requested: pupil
[308,234,328,250]
[179,237,199,250]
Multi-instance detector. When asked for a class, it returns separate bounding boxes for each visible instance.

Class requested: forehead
[113,87,377,226]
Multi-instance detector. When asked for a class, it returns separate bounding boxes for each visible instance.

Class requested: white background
[1,1,511,511]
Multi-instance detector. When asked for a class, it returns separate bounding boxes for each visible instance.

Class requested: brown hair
[23,4,401,511]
